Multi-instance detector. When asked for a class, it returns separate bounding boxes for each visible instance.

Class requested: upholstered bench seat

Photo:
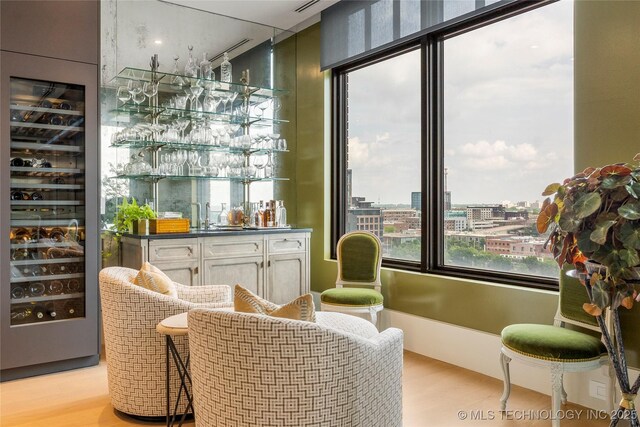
[321,287,383,306]
[501,324,606,362]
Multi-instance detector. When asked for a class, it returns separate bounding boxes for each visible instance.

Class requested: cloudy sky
[347,0,574,206]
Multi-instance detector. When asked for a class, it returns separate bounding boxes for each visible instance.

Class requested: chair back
[188,309,403,427]
[98,266,191,417]
[336,231,383,290]
[554,265,601,332]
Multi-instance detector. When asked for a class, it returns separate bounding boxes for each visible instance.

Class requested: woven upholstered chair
[320,231,384,327]
[499,268,614,427]
[188,309,403,427]
[99,266,232,418]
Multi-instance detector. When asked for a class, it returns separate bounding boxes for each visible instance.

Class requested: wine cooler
[1,51,99,380]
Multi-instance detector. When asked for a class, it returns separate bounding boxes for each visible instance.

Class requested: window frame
[332,0,562,291]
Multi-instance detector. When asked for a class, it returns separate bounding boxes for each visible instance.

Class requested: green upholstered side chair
[499,268,614,427]
[320,231,384,328]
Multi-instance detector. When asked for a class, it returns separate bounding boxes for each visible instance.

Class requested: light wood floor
[1,351,609,427]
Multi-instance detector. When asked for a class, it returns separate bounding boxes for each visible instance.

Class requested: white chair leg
[561,383,568,405]
[551,364,563,427]
[369,307,378,330]
[499,351,512,411]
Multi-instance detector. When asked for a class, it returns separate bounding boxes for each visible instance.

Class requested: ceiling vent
[210,39,252,62]
[294,0,320,13]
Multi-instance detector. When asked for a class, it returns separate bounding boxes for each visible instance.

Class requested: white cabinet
[121,236,199,286]
[201,234,264,296]
[119,230,311,301]
[266,234,309,304]
[203,257,264,296]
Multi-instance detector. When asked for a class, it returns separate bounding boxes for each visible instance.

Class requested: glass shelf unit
[108,174,289,183]
[108,104,288,127]
[111,138,288,155]
[8,76,87,326]
[112,67,288,99]
[107,65,289,212]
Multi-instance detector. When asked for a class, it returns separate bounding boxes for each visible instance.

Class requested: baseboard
[312,290,634,412]
[380,308,639,411]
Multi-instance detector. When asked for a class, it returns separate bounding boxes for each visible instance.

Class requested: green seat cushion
[501,324,606,362]
[320,288,383,307]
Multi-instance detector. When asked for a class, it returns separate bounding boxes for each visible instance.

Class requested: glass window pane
[442,1,574,278]
[344,49,422,262]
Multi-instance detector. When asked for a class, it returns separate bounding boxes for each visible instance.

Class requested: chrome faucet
[204,202,211,229]
[191,202,202,229]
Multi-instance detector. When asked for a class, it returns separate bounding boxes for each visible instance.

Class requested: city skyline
[347,0,573,206]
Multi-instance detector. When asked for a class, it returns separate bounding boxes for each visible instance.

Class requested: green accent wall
[575,0,640,367]
[293,0,640,367]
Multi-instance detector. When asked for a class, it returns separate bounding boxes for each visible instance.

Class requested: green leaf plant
[114,197,157,237]
[538,154,640,426]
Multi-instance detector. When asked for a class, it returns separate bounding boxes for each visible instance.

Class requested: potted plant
[114,197,156,236]
[537,153,640,426]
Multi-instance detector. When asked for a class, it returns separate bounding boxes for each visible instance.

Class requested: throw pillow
[234,285,316,322]
[134,262,178,298]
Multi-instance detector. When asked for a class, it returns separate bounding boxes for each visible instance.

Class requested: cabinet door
[266,252,308,305]
[203,256,264,297]
[151,260,199,287]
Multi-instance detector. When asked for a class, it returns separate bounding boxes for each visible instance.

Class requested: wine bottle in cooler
[63,300,79,318]
[32,304,46,320]
[45,302,57,319]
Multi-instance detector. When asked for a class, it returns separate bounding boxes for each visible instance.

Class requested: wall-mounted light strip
[294,0,320,13]
[210,39,252,62]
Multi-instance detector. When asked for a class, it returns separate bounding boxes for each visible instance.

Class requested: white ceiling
[161,0,339,31]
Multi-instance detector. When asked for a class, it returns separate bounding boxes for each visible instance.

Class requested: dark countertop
[117,227,312,240]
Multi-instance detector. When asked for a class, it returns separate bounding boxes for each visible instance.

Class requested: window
[338,48,422,263]
[334,0,574,288]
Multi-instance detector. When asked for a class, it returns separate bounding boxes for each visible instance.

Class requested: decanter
[184,45,197,78]
[200,52,213,80]
[221,52,232,83]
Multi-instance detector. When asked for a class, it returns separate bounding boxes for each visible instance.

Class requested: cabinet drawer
[201,236,263,259]
[268,234,307,253]
[149,239,199,262]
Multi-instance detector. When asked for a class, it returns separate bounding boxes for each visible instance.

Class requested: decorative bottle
[221,52,232,83]
[200,52,213,80]
[276,200,287,227]
[263,201,272,227]
[218,203,229,226]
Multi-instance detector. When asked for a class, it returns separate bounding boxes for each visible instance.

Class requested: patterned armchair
[188,309,404,427]
[99,266,232,418]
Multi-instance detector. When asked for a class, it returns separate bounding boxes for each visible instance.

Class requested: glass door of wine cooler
[1,51,98,377]
[9,77,87,326]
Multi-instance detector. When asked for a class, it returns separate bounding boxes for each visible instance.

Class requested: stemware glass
[252,154,268,178]
[189,79,204,113]
[258,99,271,118]
[127,80,143,111]
[143,82,159,107]
[131,90,146,112]
[187,151,199,175]
[116,86,130,107]
[226,92,238,116]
